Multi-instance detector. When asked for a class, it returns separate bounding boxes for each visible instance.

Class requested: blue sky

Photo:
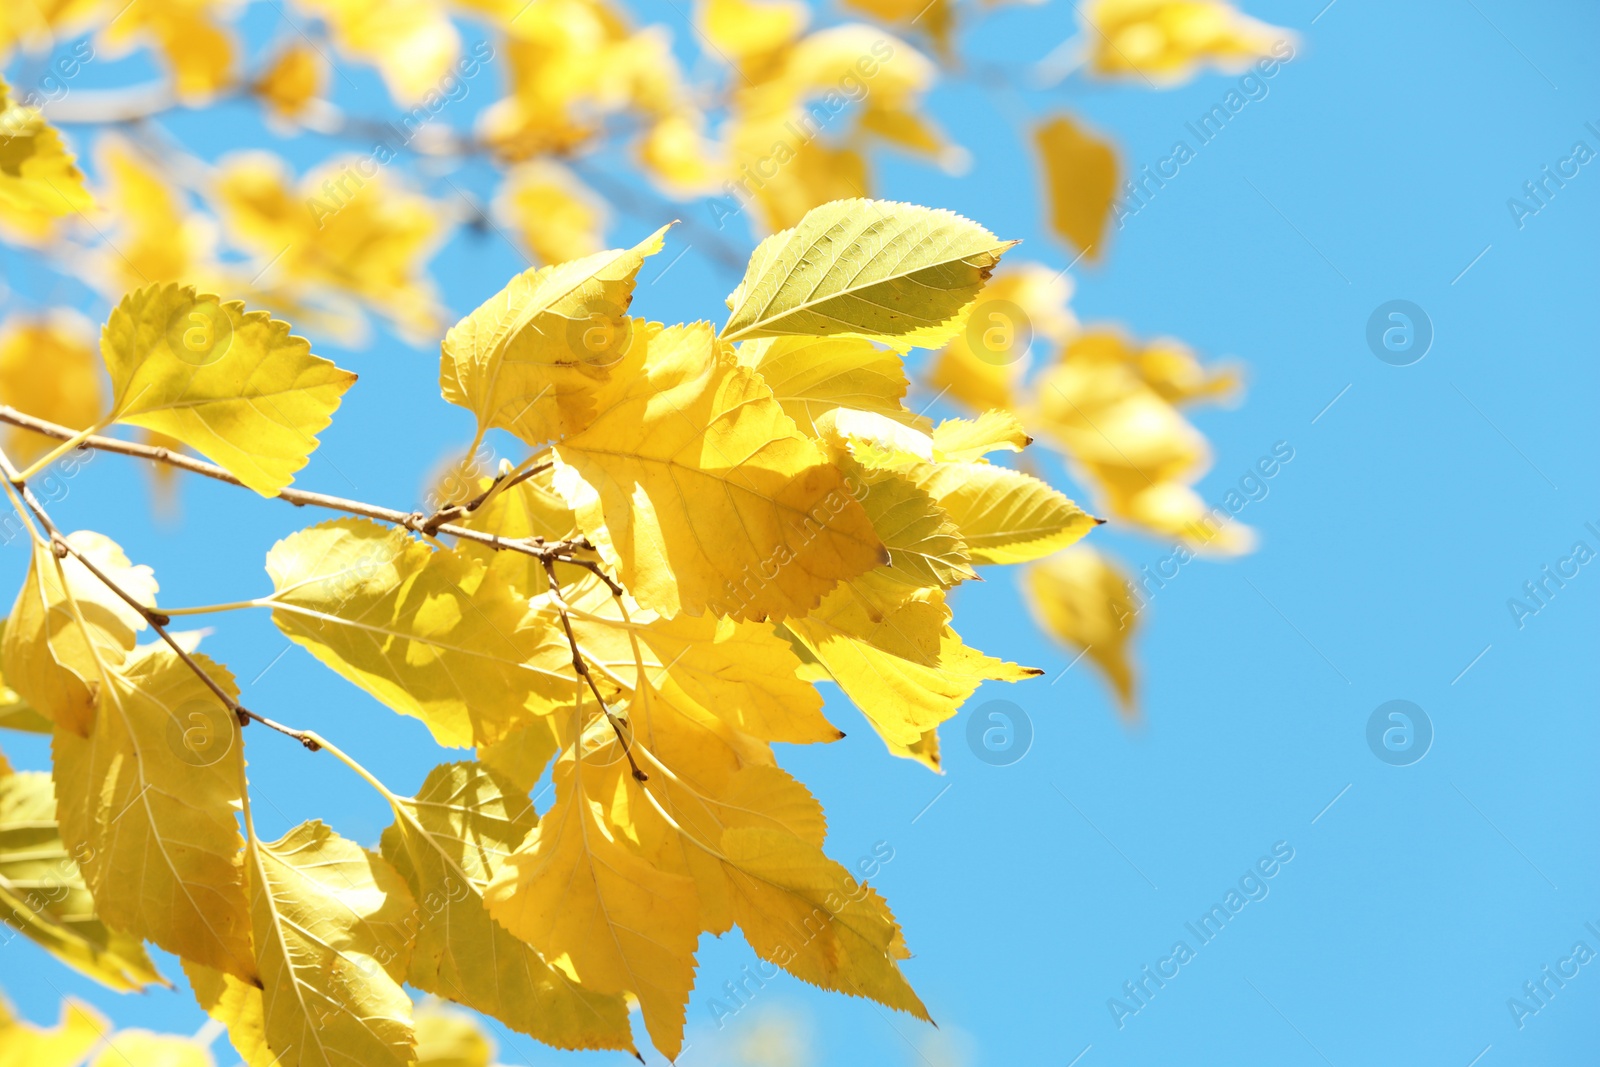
[2,1,1596,1065]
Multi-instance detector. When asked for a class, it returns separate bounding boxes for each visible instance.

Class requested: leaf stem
[15,419,111,482]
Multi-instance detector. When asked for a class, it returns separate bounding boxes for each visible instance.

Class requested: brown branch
[0,406,607,571]
[1,462,321,751]
[540,558,647,782]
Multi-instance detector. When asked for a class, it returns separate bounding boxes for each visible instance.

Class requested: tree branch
[0,449,322,750]
[0,406,607,571]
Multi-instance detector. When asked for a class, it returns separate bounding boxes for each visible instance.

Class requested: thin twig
[540,559,647,782]
[0,453,321,750]
[0,406,605,571]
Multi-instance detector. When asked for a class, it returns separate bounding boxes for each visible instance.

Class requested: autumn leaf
[0,76,93,223]
[0,313,102,464]
[245,820,417,1067]
[2,532,156,734]
[1081,0,1290,84]
[379,762,635,1053]
[51,645,256,981]
[264,519,574,748]
[0,996,106,1067]
[99,284,357,495]
[486,753,701,1060]
[1024,546,1139,714]
[912,461,1099,565]
[735,334,925,437]
[439,226,668,448]
[0,768,165,991]
[721,199,1014,350]
[498,161,608,267]
[786,573,1039,749]
[1036,114,1118,261]
[292,0,458,106]
[552,322,886,620]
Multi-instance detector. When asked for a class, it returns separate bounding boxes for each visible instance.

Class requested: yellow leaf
[52,645,256,981]
[380,762,635,1053]
[245,821,417,1067]
[1023,546,1139,714]
[215,153,444,338]
[786,574,1038,748]
[89,1031,214,1067]
[292,0,458,105]
[1028,327,1253,551]
[1081,0,1290,83]
[735,335,924,437]
[0,769,166,991]
[0,77,93,222]
[497,161,607,267]
[476,716,561,794]
[552,572,843,745]
[930,410,1031,462]
[439,227,669,447]
[0,312,102,464]
[486,754,701,1060]
[721,199,1014,350]
[926,263,1077,414]
[95,135,214,293]
[839,458,974,591]
[100,283,357,495]
[0,997,106,1067]
[1036,114,1118,261]
[698,0,808,71]
[552,322,886,620]
[185,963,274,1067]
[2,531,156,734]
[265,519,574,748]
[100,0,235,100]
[722,827,929,1019]
[412,1001,493,1067]
[912,461,1098,565]
[255,44,324,120]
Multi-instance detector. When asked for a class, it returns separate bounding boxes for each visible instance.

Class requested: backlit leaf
[440,226,669,448]
[0,768,165,991]
[379,761,635,1053]
[100,284,357,496]
[552,322,885,620]
[721,199,1014,350]
[264,519,572,748]
[52,645,255,981]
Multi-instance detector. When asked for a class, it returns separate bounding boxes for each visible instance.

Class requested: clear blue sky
[2,1,1596,1065]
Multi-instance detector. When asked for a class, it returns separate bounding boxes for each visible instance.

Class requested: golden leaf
[486,754,701,1060]
[264,519,573,748]
[100,284,357,495]
[439,226,668,448]
[1035,114,1118,260]
[2,531,155,734]
[379,762,635,1053]
[0,768,165,991]
[1024,547,1140,714]
[52,645,255,980]
[245,821,417,1067]
[721,199,1013,350]
[0,313,102,464]
[0,76,93,225]
[552,322,886,620]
